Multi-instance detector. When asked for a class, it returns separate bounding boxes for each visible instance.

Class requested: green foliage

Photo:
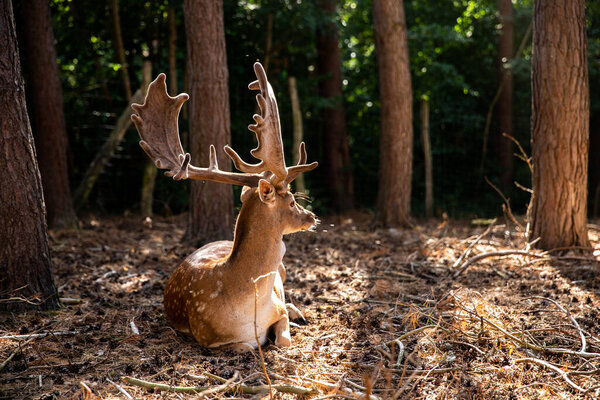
[44,0,599,218]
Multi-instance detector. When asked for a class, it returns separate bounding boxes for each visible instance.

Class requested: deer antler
[131,74,262,187]
[132,64,316,190]
[225,63,317,188]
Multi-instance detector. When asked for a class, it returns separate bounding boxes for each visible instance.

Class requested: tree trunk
[109,0,132,101]
[288,76,306,196]
[184,0,233,244]
[139,61,155,217]
[0,0,59,312]
[316,0,354,212]
[168,3,178,96]
[420,98,433,218]
[496,0,514,192]
[373,0,413,227]
[527,0,590,250]
[18,0,77,229]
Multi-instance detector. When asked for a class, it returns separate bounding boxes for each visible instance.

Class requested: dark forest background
[17,0,600,218]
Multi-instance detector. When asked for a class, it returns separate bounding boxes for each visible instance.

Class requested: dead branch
[453,250,547,278]
[121,375,317,396]
[0,337,35,372]
[528,297,587,353]
[106,378,134,400]
[452,219,497,269]
[449,293,600,358]
[514,358,588,394]
[0,331,79,340]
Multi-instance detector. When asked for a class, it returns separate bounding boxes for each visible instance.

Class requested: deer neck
[227,200,285,279]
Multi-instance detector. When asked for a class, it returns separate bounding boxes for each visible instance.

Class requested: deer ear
[240,186,254,203]
[258,179,275,204]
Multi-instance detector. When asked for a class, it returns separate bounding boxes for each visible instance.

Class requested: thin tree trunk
[316,0,354,211]
[184,0,233,244]
[0,0,59,311]
[373,0,413,228]
[527,0,590,250]
[495,0,514,191]
[168,3,178,96]
[420,98,433,218]
[288,76,306,196]
[109,0,132,101]
[74,65,151,210]
[18,0,77,229]
[139,61,155,217]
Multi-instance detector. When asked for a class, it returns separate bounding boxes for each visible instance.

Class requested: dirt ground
[1,212,600,399]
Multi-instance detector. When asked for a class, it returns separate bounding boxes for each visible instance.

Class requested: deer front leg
[272,314,292,347]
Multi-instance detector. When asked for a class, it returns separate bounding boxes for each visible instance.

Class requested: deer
[130,62,318,350]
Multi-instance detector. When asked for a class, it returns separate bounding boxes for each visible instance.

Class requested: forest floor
[1,212,600,399]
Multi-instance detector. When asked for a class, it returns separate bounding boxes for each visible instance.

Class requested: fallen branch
[107,378,134,400]
[529,297,586,353]
[452,219,497,269]
[0,337,35,372]
[449,293,600,358]
[454,250,547,278]
[0,331,79,340]
[514,358,588,394]
[121,375,317,396]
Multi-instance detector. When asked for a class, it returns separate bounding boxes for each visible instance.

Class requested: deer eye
[289,200,295,208]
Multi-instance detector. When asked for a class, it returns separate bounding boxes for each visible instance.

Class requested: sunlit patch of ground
[1,213,599,399]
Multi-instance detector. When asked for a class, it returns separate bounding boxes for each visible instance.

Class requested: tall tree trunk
[420,98,433,218]
[527,0,590,250]
[18,0,77,229]
[288,76,306,196]
[496,0,514,192]
[316,0,353,212]
[168,2,178,96]
[0,0,59,312]
[139,61,155,217]
[373,0,413,227]
[109,0,132,101]
[184,0,233,244]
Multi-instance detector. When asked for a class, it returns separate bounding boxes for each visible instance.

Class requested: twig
[107,378,134,400]
[121,376,317,396]
[529,297,586,353]
[484,176,524,231]
[514,358,587,393]
[453,250,547,278]
[449,293,600,358]
[0,337,35,372]
[452,219,497,269]
[385,325,445,346]
[0,331,79,340]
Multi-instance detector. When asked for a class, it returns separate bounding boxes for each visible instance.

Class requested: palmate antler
[131,62,316,189]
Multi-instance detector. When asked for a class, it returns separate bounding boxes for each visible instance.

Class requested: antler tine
[284,142,318,187]
[131,74,261,187]
[225,62,288,186]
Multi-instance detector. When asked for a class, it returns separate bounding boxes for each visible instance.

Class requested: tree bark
[420,98,433,218]
[316,0,354,212]
[496,0,514,192]
[0,0,59,311]
[527,0,590,250]
[168,3,178,96]
[288,76,306,196]
[373,0,413,227]
[139,60,155,217]
[109,0,132,101]
[184,0,233,244]
[18,0,77,229]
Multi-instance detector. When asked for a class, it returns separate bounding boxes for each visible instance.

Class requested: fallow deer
[131,62,318,349]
